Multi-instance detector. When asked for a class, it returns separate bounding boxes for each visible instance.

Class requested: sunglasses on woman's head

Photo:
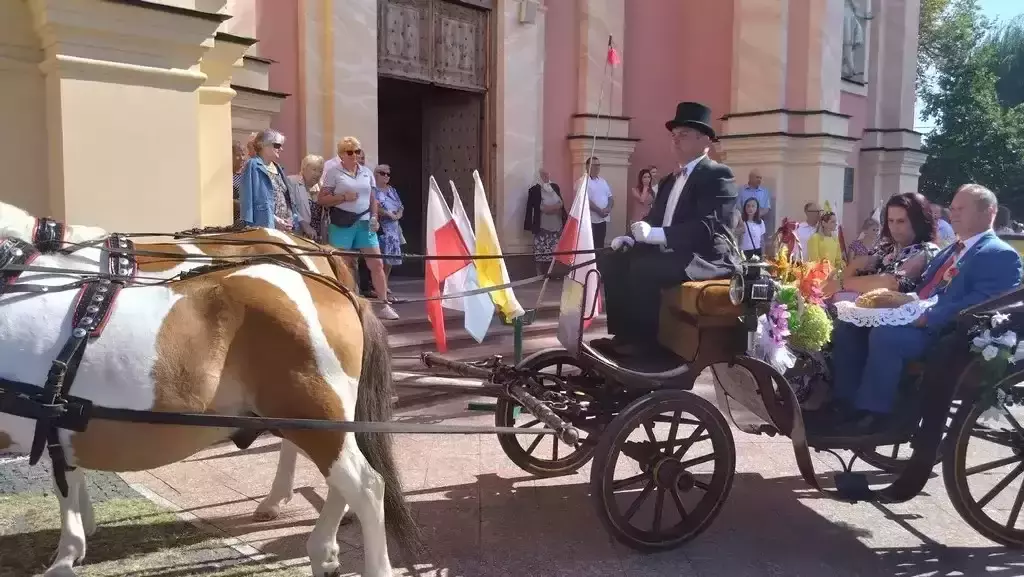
[343,149,363,156]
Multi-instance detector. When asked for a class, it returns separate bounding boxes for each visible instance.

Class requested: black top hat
[665,101,716,140]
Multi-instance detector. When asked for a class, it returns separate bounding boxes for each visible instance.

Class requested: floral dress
[375,185,404,266]
[855,240,940,292]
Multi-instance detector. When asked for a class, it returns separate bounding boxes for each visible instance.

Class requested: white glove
[610,235,635,251]
[630,221,667,245]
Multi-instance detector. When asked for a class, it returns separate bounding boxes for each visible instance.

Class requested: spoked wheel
[944,380,1024,548]
[496,350,598,477]
[590,390,735,551]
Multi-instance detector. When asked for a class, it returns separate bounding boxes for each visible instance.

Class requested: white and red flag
[552,176,601,329]
[425,176,471,352]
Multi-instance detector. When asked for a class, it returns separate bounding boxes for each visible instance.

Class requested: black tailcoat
[598,156,742,342]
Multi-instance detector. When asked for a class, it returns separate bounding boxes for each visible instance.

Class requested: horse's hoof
[252,506,280,522]
[43,566,78,577]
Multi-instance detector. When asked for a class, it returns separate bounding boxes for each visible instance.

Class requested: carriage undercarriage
[5,223,1024,566]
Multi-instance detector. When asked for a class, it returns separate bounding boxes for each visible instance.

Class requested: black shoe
[835,411,890,437]
[803,401,854,433]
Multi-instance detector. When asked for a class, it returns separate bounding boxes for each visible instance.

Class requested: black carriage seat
[658,280,745,363]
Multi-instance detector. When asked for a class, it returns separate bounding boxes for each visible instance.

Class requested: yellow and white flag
[472,170,525,320]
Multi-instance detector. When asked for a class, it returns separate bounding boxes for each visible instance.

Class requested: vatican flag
[472,170,525,320]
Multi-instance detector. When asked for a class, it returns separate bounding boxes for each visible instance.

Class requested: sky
[913,0,1022,132]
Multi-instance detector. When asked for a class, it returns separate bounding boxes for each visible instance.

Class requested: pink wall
[840,89,867,232]
[542,0,577,191]
[623,0,734,185]
[257,0,302,171]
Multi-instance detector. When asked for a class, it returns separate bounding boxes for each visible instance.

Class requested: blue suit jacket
[919,230,1022,331]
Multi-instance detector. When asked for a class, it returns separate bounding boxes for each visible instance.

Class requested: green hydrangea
[775,286,801,333]
[790,303,833,352]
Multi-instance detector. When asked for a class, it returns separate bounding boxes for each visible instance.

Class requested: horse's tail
[354,301,423,554]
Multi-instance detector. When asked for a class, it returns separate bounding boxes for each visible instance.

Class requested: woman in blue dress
[373,164,404,285]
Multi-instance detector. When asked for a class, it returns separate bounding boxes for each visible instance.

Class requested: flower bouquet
[767,247,835,352]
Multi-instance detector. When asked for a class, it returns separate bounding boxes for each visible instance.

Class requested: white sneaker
[379,303,400,320]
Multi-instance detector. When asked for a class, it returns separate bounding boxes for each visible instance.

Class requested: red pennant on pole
[606,36,620,67]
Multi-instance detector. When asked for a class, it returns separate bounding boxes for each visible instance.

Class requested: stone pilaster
[198,32,252,226]
[301,0,377,164]
[229,56,287,144]
[569,0,635,242]
[28,0,224,231]
[497,0,547,252]
[720,0,856,226]
[858,0,926,213]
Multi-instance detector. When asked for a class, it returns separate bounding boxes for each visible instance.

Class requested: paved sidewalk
[103,375,1024,577]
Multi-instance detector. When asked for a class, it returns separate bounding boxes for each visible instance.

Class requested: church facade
[0,0,923,255]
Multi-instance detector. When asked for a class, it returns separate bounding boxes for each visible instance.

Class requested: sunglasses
[376,171,390,177]
[343,149,363,156]
[271,142,283,150]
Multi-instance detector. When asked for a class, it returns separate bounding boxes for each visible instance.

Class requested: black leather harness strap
[26,233,138,497]
[32,217,66,253]
[0,237,39,287]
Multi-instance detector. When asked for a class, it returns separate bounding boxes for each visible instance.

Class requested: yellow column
[28,0,223,231]
[198,33,252,226]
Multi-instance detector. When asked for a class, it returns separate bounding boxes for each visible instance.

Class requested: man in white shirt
[795,202,821,257]
[596,102,741,354]
[577,157,613,248]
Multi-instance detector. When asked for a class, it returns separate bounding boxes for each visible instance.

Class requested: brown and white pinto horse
[0,201,356,523]
[0,203,416,576]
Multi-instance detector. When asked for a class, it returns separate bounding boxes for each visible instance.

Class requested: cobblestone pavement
[0,455,136,501]
[5,376,1024,576]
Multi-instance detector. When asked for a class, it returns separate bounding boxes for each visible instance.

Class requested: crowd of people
[232,129,404,320]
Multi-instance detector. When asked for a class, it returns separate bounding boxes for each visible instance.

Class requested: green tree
[989,16,1024,108]
[918,0,1024,211]
[917,0,955,95]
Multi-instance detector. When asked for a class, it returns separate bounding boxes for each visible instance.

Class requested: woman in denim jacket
[239,129,312,235]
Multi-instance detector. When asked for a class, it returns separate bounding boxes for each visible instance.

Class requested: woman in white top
[737,197,766,259]
[318,136,399,320]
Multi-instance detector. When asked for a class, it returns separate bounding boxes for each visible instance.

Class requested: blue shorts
[328,220,379,250]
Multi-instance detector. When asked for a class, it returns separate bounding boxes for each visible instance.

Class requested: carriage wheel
[944,381,1024,548]
[496,350,597,477]
[590,389,735,551]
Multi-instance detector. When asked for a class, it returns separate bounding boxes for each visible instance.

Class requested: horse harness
[0,219,137,497]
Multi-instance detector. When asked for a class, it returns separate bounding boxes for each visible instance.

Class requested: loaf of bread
[854,288,916,309]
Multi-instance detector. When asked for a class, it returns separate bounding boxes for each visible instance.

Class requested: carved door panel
[379,0,487,92]
[431,1,487,92]
[424,88,483,222]
[378,0,432,83]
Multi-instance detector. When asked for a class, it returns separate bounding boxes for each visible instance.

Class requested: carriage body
[492,261,1024,553]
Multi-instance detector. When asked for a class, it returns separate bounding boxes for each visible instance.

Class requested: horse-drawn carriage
[2,205,1024,575]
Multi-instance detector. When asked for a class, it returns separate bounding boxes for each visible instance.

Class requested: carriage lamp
[730,257,776,307]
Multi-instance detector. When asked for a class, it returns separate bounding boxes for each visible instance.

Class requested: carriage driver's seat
[658,280,746,363]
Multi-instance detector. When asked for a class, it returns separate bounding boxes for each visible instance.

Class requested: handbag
[329,206,370,228]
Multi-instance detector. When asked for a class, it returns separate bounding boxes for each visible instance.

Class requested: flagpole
[534,35,615,310]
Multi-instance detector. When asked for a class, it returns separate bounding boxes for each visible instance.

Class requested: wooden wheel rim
[592,391,735,550]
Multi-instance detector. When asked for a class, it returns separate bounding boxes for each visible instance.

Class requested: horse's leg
[78,475,96,537]
[290,434,390,577]
[253,440,299,521]
[44,468,87,577]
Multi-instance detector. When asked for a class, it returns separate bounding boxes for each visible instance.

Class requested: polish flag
[552,175,601,328]
[425,176,471,352]
[441,180,496,343]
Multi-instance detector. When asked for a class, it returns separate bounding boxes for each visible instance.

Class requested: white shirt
[796,222,816,254]
[662,153,708,227]
[578,176,612,223]
[323,164,375,219]
[740,220,766,251]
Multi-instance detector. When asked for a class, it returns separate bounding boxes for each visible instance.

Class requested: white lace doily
[833,294,939,327]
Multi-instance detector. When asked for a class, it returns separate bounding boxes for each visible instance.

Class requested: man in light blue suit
[831,184,1022,435]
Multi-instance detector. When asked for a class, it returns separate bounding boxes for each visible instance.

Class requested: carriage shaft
[508,381,581,446]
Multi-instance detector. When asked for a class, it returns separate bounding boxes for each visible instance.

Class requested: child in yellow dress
[807,211,845,269]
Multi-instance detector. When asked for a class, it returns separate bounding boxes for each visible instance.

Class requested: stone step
[387,314,606,357]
